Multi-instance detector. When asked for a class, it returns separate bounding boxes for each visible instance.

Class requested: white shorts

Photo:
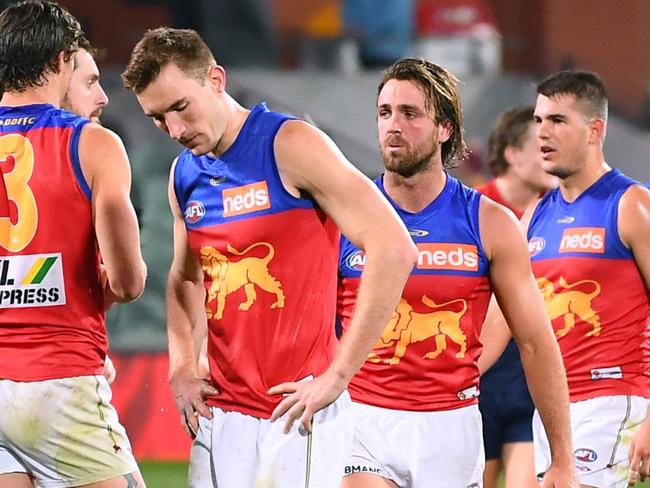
[345,402,484,488]
[189,390,353,488]
[0,375,139,488]
[533,395,650,488]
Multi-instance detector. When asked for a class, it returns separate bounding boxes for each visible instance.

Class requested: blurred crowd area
[5,0,645,350]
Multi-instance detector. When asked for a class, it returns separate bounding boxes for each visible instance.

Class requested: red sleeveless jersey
[338,175,491,411]
[0,104,105,381]
[173,104,339,418]
[528,170,650,401]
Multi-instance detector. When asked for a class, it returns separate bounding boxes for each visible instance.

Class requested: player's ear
[55,50,69,74]
[587,118,605,145]
[207,65,226,94]
[437,120,452,144]
[504,146,517,168]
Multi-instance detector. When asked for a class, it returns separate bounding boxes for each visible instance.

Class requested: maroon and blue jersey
[0,104,107,381]
[528,169,650,401]
[174,103,339,418]
[338,174,492,411]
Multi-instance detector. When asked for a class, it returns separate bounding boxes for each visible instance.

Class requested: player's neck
[558,155,610,202]
[0,85,62,108]
[209,96,249,158]
[495,174,539,214]
[383,165,447,213]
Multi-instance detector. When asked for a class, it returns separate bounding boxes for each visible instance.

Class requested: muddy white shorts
[0,375,139,487]
[534,395,649,488]
[344,401,484,488]
[189,390,353,488]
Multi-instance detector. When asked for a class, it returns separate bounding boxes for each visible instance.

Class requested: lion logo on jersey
[536,276,601,338]
[200,242,285,320]
[368,295,468,365]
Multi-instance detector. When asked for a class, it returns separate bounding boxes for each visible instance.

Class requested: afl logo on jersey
[184,201,206,224]
[346,250,366,270]
[528,237,546,256]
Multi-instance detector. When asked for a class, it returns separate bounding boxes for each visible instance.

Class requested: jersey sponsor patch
[559,227,605,253]
[416,243,479,271]
[590,366,622,380]
[457,385,479,401]
[222,181,270,217]
[0,253,66,308]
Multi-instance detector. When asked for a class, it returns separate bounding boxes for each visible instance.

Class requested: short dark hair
[487,106,535,176]
[122,27,216,94]
[378,58,467,169]
[536,70,608,121]
[0,0,85,93]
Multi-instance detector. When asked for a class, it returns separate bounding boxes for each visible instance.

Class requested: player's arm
[480,197,577,485]
[477,295,512,375]
[166,160,217,437]
[618,185,650,485]
[79,123,146,303]
[268,120,417,432]
[478,200,539,375]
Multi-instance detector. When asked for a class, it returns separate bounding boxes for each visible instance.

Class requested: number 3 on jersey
[0,134,37,252]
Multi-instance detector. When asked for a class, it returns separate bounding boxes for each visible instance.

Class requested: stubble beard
[382,141,438,179]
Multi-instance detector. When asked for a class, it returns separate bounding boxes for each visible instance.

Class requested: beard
[381,136,438,178]
[61,96,102,122]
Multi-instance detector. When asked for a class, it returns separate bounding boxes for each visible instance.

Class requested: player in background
[477,106,557,488]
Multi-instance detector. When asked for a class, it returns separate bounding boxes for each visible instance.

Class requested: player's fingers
[282,401,306,434]
[267,381,298,396]
[628,468,639,487]
[180,412,197,439]
[299,407,314,434]
[201,382,219,398]
[192,395,213,420]
[639,457,649,481]
[269,393,299,422]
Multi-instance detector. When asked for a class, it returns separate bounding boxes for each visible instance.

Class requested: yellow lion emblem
[368,295,468,365]
[200,242,285,320]
[536,276,601,338]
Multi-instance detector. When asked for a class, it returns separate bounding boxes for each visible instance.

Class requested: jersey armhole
[69,119,91,200]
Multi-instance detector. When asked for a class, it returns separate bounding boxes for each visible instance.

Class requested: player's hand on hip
[542,462,579,488]
[268,368,347,434]
[628,416,650,486]
[169,366,218,439]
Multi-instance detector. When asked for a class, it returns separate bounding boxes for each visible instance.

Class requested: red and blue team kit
[174,103,339,418]
[338,175,492,411]
[0,104,106,381]
[528,170,650,401]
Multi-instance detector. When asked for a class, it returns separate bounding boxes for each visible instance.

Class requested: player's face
[508,122,558,192]
[61,49,108,122]
[136,63,225,156]
[534,93,592,180]
[377,79,451,178]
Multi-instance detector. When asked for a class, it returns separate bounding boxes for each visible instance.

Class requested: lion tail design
[558,276,601,298]
[226,242,275,263]
[421,295,467,315]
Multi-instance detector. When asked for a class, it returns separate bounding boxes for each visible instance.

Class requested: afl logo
[528,237,546,256]
[346,250,366,270]
[184,201,205,224]
[574,448,597,463]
